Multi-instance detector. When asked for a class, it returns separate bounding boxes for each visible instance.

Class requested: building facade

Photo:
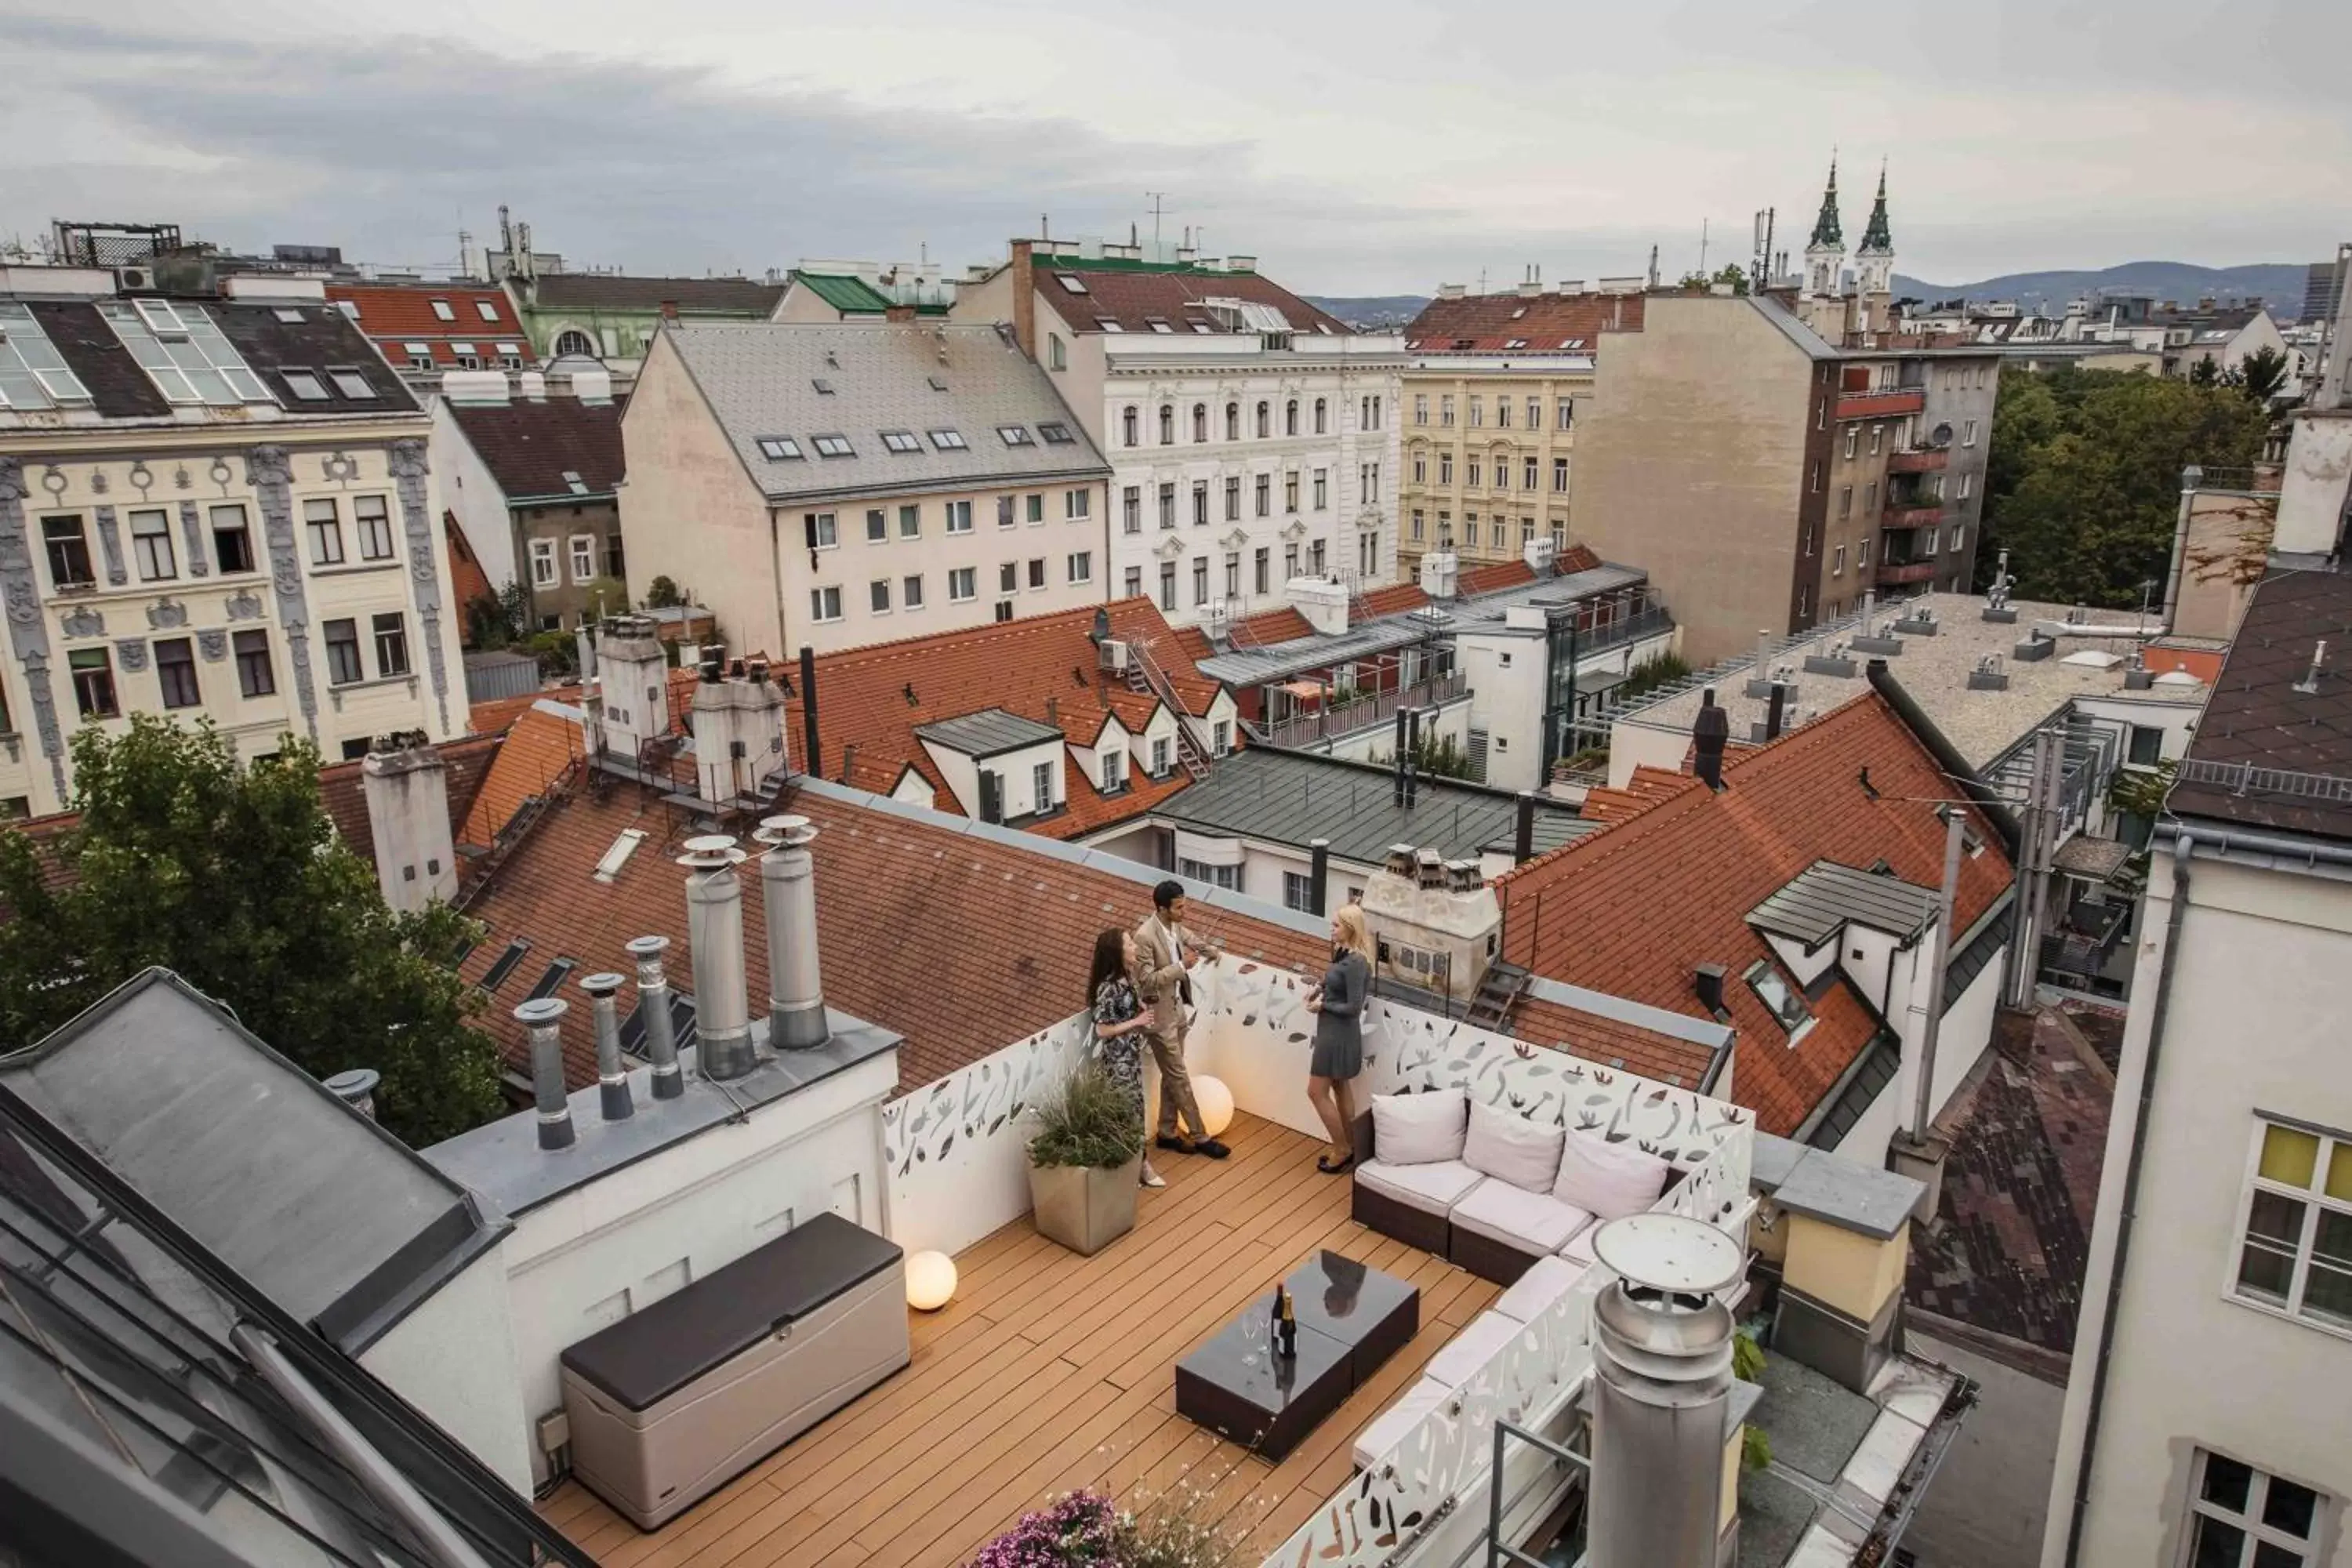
[953,240,1404,624]
[2043,568,2352,1568]
[435,382,627,631]
[0,267,467,818]
[324,282,535,395]
[617,321,1112,657]
[499,258,786,386]
[1394,286,1642,579]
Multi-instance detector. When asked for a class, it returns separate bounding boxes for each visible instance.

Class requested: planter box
[1030,1156,1142,1255]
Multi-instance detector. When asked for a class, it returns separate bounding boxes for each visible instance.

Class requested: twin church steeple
[1803,156,1894,299]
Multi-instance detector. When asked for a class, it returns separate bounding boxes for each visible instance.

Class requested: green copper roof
[1809,158,1843,250]
[1036,252,1213,274]
[793,272,895,314]
[1859,167,1893,254]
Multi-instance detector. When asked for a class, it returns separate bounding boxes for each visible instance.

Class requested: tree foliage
[2238,345,2290,404]
[0,718,505,1145]
[1676,263,1751,296]
[1975,366,2269,607]
[645,575,686,609]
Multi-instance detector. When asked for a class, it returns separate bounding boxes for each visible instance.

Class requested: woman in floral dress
[1087,927,1165,1189]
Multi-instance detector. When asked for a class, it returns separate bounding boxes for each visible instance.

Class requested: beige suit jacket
[1132,913,1192,1042]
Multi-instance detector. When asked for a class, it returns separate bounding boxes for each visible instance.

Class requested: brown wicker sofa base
[1347,1112,1454,1256]
[1446,1225,1544,1286]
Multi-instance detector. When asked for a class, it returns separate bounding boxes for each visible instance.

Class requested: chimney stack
[679,836,755,1080]
[1692,689,1729,791]
[1308,837,1330,916]
[1514,793,1538,863]
[582,972,633,1122]
[1765,681,1788,742]
[516,997,575,1151]
[626,935,685,1100]
[361,732,456,912]
[753,815,829,1050]
[800,644,822,779]
[1585,1215,1746,1568]
[1009,238,1037,360]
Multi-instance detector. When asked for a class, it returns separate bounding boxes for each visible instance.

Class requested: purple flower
[971,1491,1120,1568]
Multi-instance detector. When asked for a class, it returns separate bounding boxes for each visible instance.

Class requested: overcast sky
[5,2,2347,295]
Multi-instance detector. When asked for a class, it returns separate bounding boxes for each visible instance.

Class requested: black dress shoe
[1156,1134,1194,1153]
[1195,1138,1230,1160]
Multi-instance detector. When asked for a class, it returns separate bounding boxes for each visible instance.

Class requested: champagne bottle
[1277,1283,1298,1359]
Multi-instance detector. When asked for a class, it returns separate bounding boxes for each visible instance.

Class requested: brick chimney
[1010,238,1037,360]
[361,731,456,912]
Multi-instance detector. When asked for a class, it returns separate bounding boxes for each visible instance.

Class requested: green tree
[2238,345,2290,404]
[579,576,631,619]
[646,575,685,609]
[1675,263,1750,296]
[0,718,504,1145]
[1974,366,2268,607]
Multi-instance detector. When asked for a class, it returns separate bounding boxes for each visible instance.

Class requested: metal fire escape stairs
[1463,959,1533,1031]
[1121,639,1213,781]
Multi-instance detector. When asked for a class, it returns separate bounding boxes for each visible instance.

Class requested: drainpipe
[2061,828,2192,1567]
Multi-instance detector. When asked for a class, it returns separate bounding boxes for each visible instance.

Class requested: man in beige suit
[1134,880,1229,1158]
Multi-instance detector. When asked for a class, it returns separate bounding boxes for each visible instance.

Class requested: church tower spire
[1855,161,1895,300]
[1860,162,1893,254]
[1803,154,1846,298]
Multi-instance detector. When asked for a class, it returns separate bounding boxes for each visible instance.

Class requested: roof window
[1510,307,1526,319]
[812,378,835,394]
[281,369,329,401]
[480,939,531,991]
[1097,318,1126,332]
[1146,317,1174,334]
[996,425,1035,447]
[1189,321,1214,334]
[527,957,576,1001]
[0,302,95,409]
[272,307,305,323]
[927,376,948,392]
[475,299,499,321]
[327,368,374,399]
[562,470,590,495]
[593,827,646,882]
[811,434,855,457]
[880,429,922,453]
[1504,338,1528,350]
[1744,958,1813,1036]
[757,435,804,460]
[1037,422,1075,445]
[430,299,456,321]
[1055,274,1090,295]
[929,428,967,451]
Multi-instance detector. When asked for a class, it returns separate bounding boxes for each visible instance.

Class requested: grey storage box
[559,1213,909,1528]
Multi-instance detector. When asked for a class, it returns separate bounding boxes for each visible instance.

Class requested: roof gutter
[1865,659,2023,855]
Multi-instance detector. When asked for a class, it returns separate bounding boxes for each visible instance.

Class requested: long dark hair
[1087,928,1130,1004]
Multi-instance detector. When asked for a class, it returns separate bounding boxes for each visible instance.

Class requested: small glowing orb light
[905,1250,957,1312]
[1192,1075,1236,1138]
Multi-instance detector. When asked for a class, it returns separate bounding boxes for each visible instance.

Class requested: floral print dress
[1091,975,1147,1120]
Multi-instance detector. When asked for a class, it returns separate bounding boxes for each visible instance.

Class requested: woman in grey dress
[1088,927,1165,1188]
[1304,903,1374,1174]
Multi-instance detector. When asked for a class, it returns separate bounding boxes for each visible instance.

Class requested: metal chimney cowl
[753,814,829,1051]
[679,835,756,1081]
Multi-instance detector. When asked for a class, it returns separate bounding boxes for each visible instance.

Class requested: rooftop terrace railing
[1259,669,1468,750]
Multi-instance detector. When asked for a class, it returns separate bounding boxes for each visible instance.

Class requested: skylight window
[1509,307,1526,320]
[272,307,305,323]
[1097,318,1126,332]
[757,436,804,460]
[927,376,948,392]
[880,429,922,453]
[811,434,855,457]
[1744,959,1813,1036]
[996,424,1035,447]
[430,299,456,321]
[281,370,329,401]
[1054,273,1090,294]
[812,378,835,394]
[1189,321,1214,334]
[1146,318,1174,335]
[562,470,589,495]
[1315,322,1333,335]
[928,428,967,451]
[593,827,647,883]
[0,303,95,409]
[474,299,499,321]
[337,299,361,319]
[1037,422,1075,445]
[1563,338,1587,350]
[328,368,374,399]
[1504,338,1529,350]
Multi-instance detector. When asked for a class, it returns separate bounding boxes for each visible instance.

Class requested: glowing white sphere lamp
[1192,1075,1236,1138]
[905,1250,957,1312]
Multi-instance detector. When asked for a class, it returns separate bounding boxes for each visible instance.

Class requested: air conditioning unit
[114,266,154,293]
[1097,638,1131,673]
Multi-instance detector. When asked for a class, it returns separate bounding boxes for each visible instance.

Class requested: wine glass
[1240,1296,1268,1370]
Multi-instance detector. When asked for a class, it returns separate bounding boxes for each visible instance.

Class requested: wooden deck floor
[539,1112,1501,1568]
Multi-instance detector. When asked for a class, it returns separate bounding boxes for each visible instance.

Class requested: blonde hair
[1331,903,1372,962]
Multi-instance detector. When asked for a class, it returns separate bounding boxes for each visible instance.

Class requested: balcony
[1886,446,1948,474]
[1260,668,1468,750]
[1876,559,1940,586]
[1835,388,1925,421]
[1882,504,1943,530]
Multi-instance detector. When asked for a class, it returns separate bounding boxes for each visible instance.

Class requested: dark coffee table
[1174,1253,1420,1461]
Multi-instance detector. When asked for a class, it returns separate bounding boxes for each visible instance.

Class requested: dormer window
[1745,959,1812,1036]
[1101,748,1127,793]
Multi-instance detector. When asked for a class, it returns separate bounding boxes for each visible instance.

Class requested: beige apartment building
[1396,286,1643,577]
[0,267,470,819]
[618,322,1112,657]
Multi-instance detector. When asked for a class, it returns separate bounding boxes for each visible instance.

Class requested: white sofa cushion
[1463,1100,1566,1192]
[1371,1091,1469,1167]
[1559,1224,1602,1265]
[1425,1309,1525,1388]
[1493,1254,1589,1325]
[1355,1157,1483,1216]
[1351,1375,1453,1474]
[1450,1177,1594,1255]
[1553,1132,1673,1221]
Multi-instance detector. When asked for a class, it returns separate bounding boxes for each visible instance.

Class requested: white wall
[359,1245,534,1494]
[431,398,518,588]
[2275,413,2352,556]
[1457,629,1548,791]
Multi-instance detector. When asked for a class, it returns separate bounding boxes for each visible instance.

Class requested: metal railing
[2174,757,2352,804]
[1575,604,1676,657]
[1261,669,1467,750]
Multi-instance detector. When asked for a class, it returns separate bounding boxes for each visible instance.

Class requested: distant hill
[1895,262,2313,318]
[1305,295,1429,329]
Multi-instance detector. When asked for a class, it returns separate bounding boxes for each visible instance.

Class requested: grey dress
[1308,949,1370,1080]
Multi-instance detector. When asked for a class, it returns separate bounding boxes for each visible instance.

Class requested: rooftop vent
[1692,688,1729,791]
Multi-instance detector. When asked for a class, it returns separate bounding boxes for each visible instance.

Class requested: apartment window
[1285,543,1301,578]
[1439,453,1454,485]
[870,579,892,614]
[1254,547,1270,594]
[2232,1119,2352,1330]
[1000,562,1018,594]
[1026,493,1045,524]
[323,619,363,685]
[1364,461,1380,503]
[998,495,1017,529]
[1495,397,1512,430]
[1963,419,1980,447]
[1556,400,1573,431]
[1223,476,1241,522]
[949,568,976,602]
[1314,397,1327,434]
[568,534,595,583]
[1465,517,1479,547]
[1027,557,1047,590]
[209,504,254,572]
[1122,406,1138,445]
[1413,450,1428,485]
[1843,428,1858,460]
[1256,401,1270,438]
[1102,750,1126,792]
[154,637,199,709]
[1158,405,1174,445]
[1225,402,1240,441]
[805,512,839,549]
[42,516,93,590]
[1959,472,1974,501]
[1809,459,1822,494]
[1283,871,1316,912]
[1068,551,1092,585]
[1799,518,1814,554]
[1192,481,1209,527]
[945,500,972,534]
[354,495,395,561]
[1436,514,1452,547]
[1526,397,1540,429]
[1030,759,1056,814]
[1520,517,1535,546]
[1857,537,1871,568]
[1176,858,1237,890]
[405,343,434,372]
[994,600,1014,622]
[1285,399,1299,436]
[1159,484,1177,529]
[528,538,557,588]
[1123,566,1142,598]
[1924,526,1940,552]
[233,630,274,697]
[129,509,175,580]
[1313,469,1328,510]
[1224,552,1240,597]
[373,612,410,677]
[2181,1450,2326,1568]
[1864,481,1878,514]
[1158,562,1177,611]
[866,509,887,543]
[1192,557,1210,605]
[1838,485,1855,521]
[1152,736,1174,775]
[304,498,345,565]
[1523,456,1538,491]
[810,586,843,623]
[1048,332,1065,371]
[2128,724,2165,768]
[68,648,118,718]
[903,574,924,609]
[1065,488,1091,519]
[1284,472,1300,513]
[1869,423,1884,455]
[1833,544,1847,575]
[1468,395,1483,428]
[1413,394,1428,426]
[1192,404,1208,442]
[1255,474,1272,518]
[1468,458,1482,489]
[1123,486,1142,534]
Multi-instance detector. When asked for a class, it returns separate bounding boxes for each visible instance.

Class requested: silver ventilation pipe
[582,971,633,1121]
[679,834,755,1080]
[753,814,829,1050]
[514,997,575,1152]
[1586,1214,1745,1568]
[626,935,684,1100]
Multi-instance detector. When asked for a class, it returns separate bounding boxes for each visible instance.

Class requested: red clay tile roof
[1403,292,1646,353]
[459,707,590,849]
[806,597,1224,840]
[317,733,504,860]
[445,398,626,502]
[325,285,534,367]
[1032,259,1349,338]
[1172,548,1606,663]
[1512,996,1718,1088]
[1494,694,2014,1136]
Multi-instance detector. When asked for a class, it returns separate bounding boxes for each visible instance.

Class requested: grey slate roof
[1747,859,1941,949]
[662,322,1111,503]
[0,970,504,1353]
[1156,746,1590,866]
[532,273,786,316]
[913,707,1064,758]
